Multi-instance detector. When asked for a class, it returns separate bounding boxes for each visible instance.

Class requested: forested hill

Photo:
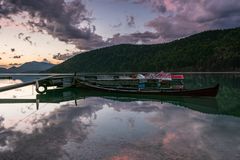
[47,27,240,73]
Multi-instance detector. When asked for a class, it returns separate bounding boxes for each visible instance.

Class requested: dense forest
[47,27,240,73]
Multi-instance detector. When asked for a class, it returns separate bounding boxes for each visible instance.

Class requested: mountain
[0,67,7,73]
[0,61,55,73]
[48,27,240,73]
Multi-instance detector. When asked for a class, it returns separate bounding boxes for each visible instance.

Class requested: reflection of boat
[37,87,219,114]
[76,81,219,97]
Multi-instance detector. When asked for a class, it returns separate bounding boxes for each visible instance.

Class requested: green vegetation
[47,27,240,73]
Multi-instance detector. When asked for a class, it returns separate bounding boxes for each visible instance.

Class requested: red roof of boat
[171,74,184,79]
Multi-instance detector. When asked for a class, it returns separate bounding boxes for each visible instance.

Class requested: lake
[0,74,239,160]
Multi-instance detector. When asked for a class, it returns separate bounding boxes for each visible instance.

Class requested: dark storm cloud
[0,0,106,50]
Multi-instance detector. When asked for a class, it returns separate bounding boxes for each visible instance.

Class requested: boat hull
[76,81,219,97]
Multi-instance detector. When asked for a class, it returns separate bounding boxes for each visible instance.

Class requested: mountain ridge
[0,61,55,73]
[46,27,239,72]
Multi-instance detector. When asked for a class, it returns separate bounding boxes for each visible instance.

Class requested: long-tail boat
[76,72,219,97]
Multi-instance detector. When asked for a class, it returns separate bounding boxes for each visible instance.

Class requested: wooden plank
[0,99,36,103]
[0,75,55,93]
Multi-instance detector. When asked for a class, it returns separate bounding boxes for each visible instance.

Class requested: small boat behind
[76,72,219,97]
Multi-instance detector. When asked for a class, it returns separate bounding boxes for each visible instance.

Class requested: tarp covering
[134,72,184,80]
[144,72,172,80]
[171,74,184,80]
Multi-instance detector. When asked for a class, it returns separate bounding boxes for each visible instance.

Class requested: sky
[0,0,240,68]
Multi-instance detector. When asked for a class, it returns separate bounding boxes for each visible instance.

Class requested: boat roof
[171,74,184,80]
[143,73,184,80]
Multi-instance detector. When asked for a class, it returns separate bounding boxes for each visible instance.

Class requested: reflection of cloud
[0,97,240,159]
[162,132,176,145]
[0,102,102,159]
[110,155,134,160]
[127,117,135,129]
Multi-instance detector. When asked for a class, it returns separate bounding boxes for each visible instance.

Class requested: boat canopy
[136,72,184,80]
[144,72,172,80]
[171,74,184,80]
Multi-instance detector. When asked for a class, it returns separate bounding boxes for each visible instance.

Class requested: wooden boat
[76,81,219,97]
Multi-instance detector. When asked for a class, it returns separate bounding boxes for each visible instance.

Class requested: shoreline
[170,72,240,74]
[0,72,240,77]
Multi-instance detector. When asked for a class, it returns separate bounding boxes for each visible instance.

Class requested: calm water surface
[0,74,239,160]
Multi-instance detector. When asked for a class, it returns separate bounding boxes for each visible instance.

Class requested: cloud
[42,58,50,63]
[123,0,240,41]
[145,15,206,40]
[107,31,160,44]
[53,53,73,61]
[1,0,240,49]
[111,22,122,28]
[9,63,22,66]
[0,0,106,50]
[13,55,22,59]
[23,36,32,45]
[17,32,24,39]
[126,15,135,27]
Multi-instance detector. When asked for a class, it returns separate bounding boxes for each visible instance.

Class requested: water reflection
[0,74,239,159]
[0,96,240,159]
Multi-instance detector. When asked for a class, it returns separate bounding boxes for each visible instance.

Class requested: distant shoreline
[171,72,240,74]
[0,72,240,77]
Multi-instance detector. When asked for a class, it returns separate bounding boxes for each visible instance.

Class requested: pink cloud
[163,132,177,145]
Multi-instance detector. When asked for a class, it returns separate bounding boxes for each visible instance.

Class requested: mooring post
[73,72,77,86]
[35,80,39,90]
[36,98,39,110]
